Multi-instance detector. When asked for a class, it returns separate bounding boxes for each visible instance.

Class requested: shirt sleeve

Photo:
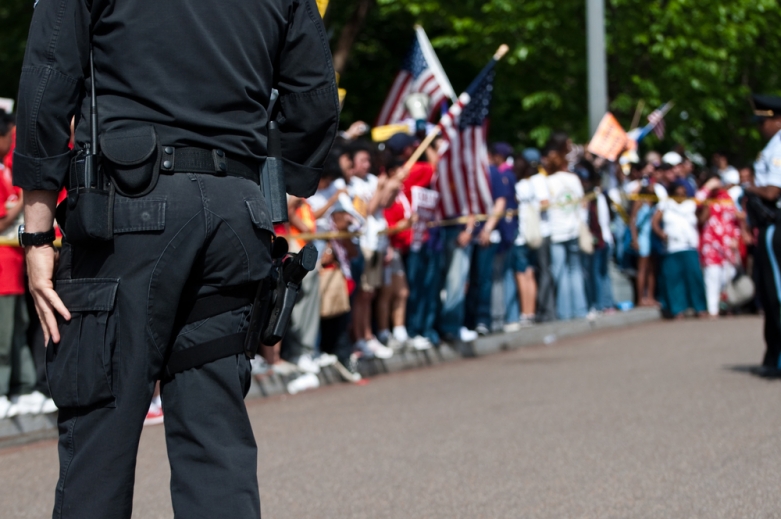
[275,0,340,198]
[763,139,781,188]
[13,0,91,191]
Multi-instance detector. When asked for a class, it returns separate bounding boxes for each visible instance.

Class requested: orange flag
[587,113,629,162]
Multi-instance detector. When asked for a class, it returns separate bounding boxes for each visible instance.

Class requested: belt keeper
[213,149,228,176]
[161,146,175,172]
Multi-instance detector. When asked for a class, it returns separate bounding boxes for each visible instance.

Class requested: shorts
[509,244,534,273]
[360,248,384,292]
[383,249,406,286]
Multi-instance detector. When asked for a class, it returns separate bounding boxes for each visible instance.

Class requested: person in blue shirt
[465,143,512,335]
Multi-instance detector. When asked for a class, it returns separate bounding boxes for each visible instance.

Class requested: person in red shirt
[383,133,440,349]
[0,114,39,418]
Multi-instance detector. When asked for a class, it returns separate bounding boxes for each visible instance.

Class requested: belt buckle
[212,149,228,176]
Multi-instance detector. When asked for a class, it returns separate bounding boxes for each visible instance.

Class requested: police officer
[745,94,781,374]
[14,0,338,517]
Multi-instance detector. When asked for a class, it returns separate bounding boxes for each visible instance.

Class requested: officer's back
[18,0,337,196]
[14,0,337,518]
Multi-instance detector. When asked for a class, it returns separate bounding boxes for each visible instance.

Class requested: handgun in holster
[244,122,317,357]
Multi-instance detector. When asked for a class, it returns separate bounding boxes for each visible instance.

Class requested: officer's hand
[26,244,70,345]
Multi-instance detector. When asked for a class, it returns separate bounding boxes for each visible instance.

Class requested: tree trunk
[332,0,375,77]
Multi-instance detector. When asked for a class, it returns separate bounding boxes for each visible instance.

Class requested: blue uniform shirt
[490,164,519,251]
[755,129,781,188]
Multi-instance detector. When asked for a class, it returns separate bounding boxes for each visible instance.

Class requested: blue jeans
[582,246,615,312]
[404,243,441,344]
[503,252,519,324]
[550,238,588,320]
[465,242,496,329]
[439,226,473,337]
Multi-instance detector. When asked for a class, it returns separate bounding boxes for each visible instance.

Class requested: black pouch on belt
[63,152,114,244]
[100,125,161,198]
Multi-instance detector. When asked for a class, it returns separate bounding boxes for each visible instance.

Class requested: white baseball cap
[662,152,683,166]
[721,167,740,186]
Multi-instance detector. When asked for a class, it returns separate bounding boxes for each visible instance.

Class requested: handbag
[579,222,595,254]
[319,267,351,318]
[523,204,543,249]
[725,268,755,308]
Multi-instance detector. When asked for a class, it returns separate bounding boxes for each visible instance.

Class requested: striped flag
[434,70,495,218]
[647,105,667,139]
[375,26,457,126]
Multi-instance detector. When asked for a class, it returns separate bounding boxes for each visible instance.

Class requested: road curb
[0,307,661,448]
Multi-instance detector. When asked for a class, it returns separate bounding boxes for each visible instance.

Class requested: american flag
[434,71,495,218]
[647,106,666,139]
[375,27,457,126]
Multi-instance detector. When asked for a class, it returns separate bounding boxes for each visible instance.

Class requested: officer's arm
[13,0,90,193]
[745,185,781,202]
[275,0,340,198]
[747,149,781,202]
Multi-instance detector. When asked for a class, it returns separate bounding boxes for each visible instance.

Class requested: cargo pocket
[245,198,274,233]
[47,278,120,409]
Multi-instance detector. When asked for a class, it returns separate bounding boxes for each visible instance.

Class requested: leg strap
[165,283,258,377]
[165,333,247,378]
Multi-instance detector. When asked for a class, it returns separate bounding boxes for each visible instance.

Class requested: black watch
[18,225,56,247]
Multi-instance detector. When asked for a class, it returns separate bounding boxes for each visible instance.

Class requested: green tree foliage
[332,0,781,161]
[2,0,779,161]
[0,0,33,102]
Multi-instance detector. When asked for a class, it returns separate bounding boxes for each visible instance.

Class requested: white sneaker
[459,327,478,343]
[334,354,362,383]
[250,356,271,376]
[41,398,58,414]
[13,391,47,415]
[502,322,522,333]
[407,336,432,351]
[387,336,404,352]
[392,326,409,343]
[377,329,391,345]
[366,338,393,359]
[0,396,12,419]
[5,397,19,418]
[286,373,320,395]
[315,353,338,368]
[296,354,321,374]
[272,360,300,376]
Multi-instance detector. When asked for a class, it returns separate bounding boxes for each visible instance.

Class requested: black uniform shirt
[14,0,339,197]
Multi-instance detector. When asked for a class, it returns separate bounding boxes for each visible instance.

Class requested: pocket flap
[100,126,158,166]
[113,197,166,233]
[245,198,273,232]
[56,279,119,312]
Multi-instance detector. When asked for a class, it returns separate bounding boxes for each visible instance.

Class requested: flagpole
[635,101,674,142]
[401,44,509,174]
[630,100,645,130]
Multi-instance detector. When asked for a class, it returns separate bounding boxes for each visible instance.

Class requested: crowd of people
[254,121,758,396]
[0,109,759,422]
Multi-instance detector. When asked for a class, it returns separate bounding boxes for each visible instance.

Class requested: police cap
[751,93,781,118]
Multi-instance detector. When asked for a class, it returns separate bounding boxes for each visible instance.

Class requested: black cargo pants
[48,173,272,519]
[757,224,781,368]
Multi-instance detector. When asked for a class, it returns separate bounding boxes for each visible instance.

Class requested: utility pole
[586,0,607,135]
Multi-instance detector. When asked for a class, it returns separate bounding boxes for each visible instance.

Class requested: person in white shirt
[344,141,395,359]
[508,158,540,328]
[652,181,708,318]
[523,148,557,322]
[545,143,588,321]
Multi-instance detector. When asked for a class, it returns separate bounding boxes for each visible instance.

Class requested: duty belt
[160,146,259,184]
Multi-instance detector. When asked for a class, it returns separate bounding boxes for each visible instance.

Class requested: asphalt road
[2,317,781,519]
